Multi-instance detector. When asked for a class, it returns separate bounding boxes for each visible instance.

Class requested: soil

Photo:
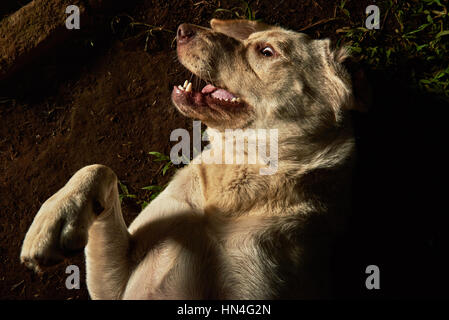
[1,0,448,300]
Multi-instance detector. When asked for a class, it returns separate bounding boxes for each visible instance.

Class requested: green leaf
[436,30,449,38]
[162,162,172,175]
[434,71,447,79]
[214,8,233,14]
[148,151,162,156]
[415,44,428,51]
[141,201,150,210]
[118,181,129,195]
[148,151,169,162]
[405,23,431,36]
[119,193,136,203]
[141,185,163,191]
[349,46,362,53]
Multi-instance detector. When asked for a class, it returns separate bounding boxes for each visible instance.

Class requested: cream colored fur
[20,19,356,299]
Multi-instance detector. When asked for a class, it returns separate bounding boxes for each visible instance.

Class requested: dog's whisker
[189,73,195,89]
[207,71,213,85]
[195,74,201,91]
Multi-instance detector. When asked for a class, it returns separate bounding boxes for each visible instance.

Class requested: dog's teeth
[236,98,241,102]
[178,85,184,91]
[224,99,229,102]
[186,82,192,92]
[231,98,237,102]
[183,80,189,88]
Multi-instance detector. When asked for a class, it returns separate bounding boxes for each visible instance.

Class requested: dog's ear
[346,65,372,112]
[210,19,271,40]
[333,46,351,64]
[340,55,372,112]
[329,45,372,112]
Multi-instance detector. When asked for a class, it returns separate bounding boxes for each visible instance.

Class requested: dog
[20,19,357,299]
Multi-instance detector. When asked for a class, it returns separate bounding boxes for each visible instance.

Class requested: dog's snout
[177,23,195,44]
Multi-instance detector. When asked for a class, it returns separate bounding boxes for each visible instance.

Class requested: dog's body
[20,20,356,299]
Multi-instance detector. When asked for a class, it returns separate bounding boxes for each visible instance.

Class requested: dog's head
[172,19,356,133]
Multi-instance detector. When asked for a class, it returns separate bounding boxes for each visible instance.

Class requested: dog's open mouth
[172,80,246,112]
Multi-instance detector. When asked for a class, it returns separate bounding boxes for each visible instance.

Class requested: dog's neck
[194,119,354,217]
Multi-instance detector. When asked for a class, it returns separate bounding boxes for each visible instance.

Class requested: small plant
[214,0,257,21]
[110,14,175,51]
[117,151,178,210]
[118,181,137,203]
[137,151,177,209]
[148,151,173,176]
[140,185,165,210]
[339,0,449,99]
[339,0,351,19]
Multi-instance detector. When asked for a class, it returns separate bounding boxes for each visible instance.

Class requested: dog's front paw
[20,165,115,273]
[20,193,91,273]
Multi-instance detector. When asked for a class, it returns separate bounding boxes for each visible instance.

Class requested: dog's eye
[260,46,275,57]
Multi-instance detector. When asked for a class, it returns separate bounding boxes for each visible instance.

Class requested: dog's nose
[177,23,195,44]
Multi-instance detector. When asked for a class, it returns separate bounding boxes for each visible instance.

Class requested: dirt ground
[1,0,448,300]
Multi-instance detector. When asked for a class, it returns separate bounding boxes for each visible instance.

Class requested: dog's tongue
[202,84,237,100]
[201,84,217,94]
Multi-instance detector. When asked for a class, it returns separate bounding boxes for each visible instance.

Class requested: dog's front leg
[20,164,130,299]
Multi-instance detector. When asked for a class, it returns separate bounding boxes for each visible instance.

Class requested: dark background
[0,0,448,299]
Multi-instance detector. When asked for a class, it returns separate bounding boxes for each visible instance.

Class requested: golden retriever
[21,19,357,299]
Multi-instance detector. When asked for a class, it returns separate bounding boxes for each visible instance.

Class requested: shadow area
[333,70,449,298]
